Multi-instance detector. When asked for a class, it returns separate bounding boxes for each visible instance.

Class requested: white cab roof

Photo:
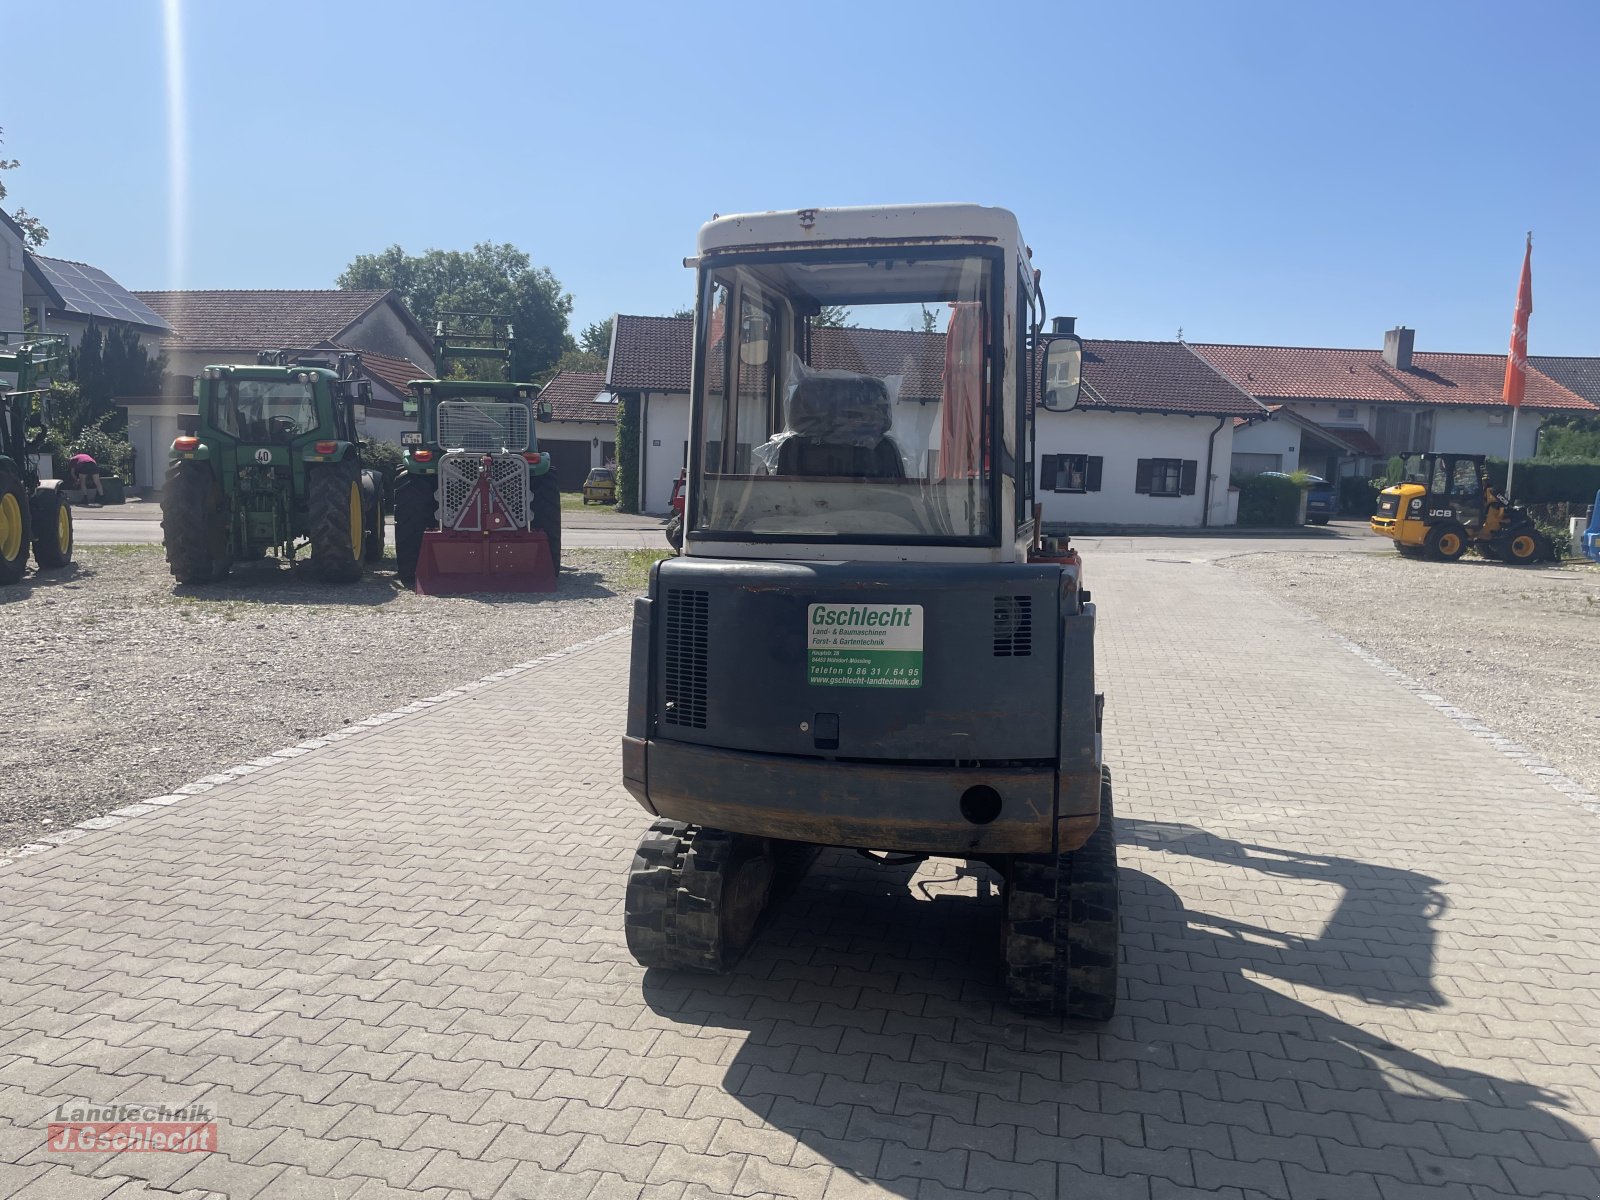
[697,204,1026,258]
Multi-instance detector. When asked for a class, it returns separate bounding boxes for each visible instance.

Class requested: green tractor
[394,314,561,592]
[161,350,384,585]
[0,332,73,585]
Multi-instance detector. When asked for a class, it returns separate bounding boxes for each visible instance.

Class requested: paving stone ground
[3,548,1599,1200]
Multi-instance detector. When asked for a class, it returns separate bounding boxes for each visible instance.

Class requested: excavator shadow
[641,825,1600,1198]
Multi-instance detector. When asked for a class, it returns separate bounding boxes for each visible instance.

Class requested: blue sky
[6,0,1597,354]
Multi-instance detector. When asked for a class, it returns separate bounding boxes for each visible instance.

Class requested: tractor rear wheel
[308,458,364,584]
[1002,765,1120,1020]
[625,821,776,973]
[393,473,437,587]
[1424,523,1468,562]
[29,487,73,569]
[161,462,231,584]
[361,471,385,564]
[531,470,562,574]
[0,465,32,585]
[665,514,684,552]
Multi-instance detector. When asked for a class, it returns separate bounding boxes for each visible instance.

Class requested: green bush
[616,397,640,513]
[1235,473,1303,526]
[360,439,406,508]
[1484,457,1600,505]
[1342,476,1380,515]
[45,413,135,482]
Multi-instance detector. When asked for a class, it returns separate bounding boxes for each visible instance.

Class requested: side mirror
[177,413,200,435]
[536,399,553,423]
[1040,336,1083,412]
[403,395,419,418]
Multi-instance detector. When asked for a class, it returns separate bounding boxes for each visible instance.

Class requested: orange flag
[1502,234,1533,408]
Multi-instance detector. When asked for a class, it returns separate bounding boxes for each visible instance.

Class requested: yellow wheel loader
[1370,452,1550,564]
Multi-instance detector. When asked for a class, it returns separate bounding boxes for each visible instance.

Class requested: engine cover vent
[993,595,1033,657]
[662,589,709,728]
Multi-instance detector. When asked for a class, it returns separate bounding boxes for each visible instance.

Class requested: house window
[1336,405,1358,422]
[1136,458,1197,498]
[1040,454,1102,493]
[1487,411,1508,427]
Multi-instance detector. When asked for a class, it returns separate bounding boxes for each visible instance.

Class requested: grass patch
[561,491,620,511]
[618,550,672,590]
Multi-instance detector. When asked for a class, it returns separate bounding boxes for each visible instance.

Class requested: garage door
[538,440,593,491]
[1232,452,1282,476]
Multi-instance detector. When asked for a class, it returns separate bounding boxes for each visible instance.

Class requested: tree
[0,127,48,247]
[579,317,613,357]
[668,306,694,320]
[338,242,573,380]
[812,305,853,329]
[917,304,939,334]
[68,318,166,434]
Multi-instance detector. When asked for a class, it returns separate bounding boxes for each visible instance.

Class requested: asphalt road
[69,501,674,550]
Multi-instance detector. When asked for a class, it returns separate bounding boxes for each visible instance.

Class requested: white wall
[1433,407,1541,459]
[640,392,690,514]
[124,407,182,490]
[345,303,434,371]
[538,420,616,470]
[1231,415,1300,475]
[1036,409,1235,528]
[0,223,23,335]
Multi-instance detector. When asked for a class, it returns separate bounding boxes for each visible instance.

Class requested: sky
[5,0,1598,356]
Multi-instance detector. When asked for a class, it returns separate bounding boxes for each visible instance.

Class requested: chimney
[1383,326,1414,371]
[1052,316,1077,336]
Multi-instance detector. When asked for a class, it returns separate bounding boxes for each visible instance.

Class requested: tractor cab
[622,205,1117,1018]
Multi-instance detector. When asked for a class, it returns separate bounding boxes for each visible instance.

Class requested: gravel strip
[3,546,662,854]
[1221,550,1600,800]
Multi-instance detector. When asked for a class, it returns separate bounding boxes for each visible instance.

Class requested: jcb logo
[1428,508,1453,518]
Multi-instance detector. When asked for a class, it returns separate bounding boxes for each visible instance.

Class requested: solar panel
[32,256,172,332]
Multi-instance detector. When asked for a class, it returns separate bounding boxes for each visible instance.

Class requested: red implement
[414,454,556,595]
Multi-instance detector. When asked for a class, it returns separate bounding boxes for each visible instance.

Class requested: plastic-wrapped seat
[774,374,904,480]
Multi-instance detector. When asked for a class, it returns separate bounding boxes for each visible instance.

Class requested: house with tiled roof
[134,289,434,389]
[530,369,618,490]
[1194,328,1595,479]
[607,312,1269,525]
[1035,330,1266,527]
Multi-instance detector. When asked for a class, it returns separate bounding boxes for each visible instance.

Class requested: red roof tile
[1073,341,1261,417]
[134,289,407,352]
[537,369,615,423]
[1192,343,1594,412]
[608,315,693,392]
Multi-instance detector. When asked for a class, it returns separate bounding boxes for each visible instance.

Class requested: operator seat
[774,374,905,479]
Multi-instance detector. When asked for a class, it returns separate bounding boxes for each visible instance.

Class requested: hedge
[1484,457,1600,505]
[1235,473,1303,526]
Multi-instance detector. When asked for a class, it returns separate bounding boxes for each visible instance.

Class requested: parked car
[582,467,617,505]
[1260,471,1338,526]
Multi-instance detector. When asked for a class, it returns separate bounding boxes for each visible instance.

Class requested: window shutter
[1180,460,1198,496]
[1135,459,1153,494]
[1039,455,1058,492]
[1086,456,1103,492]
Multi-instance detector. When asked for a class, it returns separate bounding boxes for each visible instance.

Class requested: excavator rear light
[174,436,199,451]
[522,452,542,465]
[314,440,338,455]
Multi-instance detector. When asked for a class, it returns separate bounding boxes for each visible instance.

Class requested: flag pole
[1506,405,1519,503]
[1501,230,1533,505]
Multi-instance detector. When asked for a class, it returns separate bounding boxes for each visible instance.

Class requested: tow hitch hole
[959,785,1002,826]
